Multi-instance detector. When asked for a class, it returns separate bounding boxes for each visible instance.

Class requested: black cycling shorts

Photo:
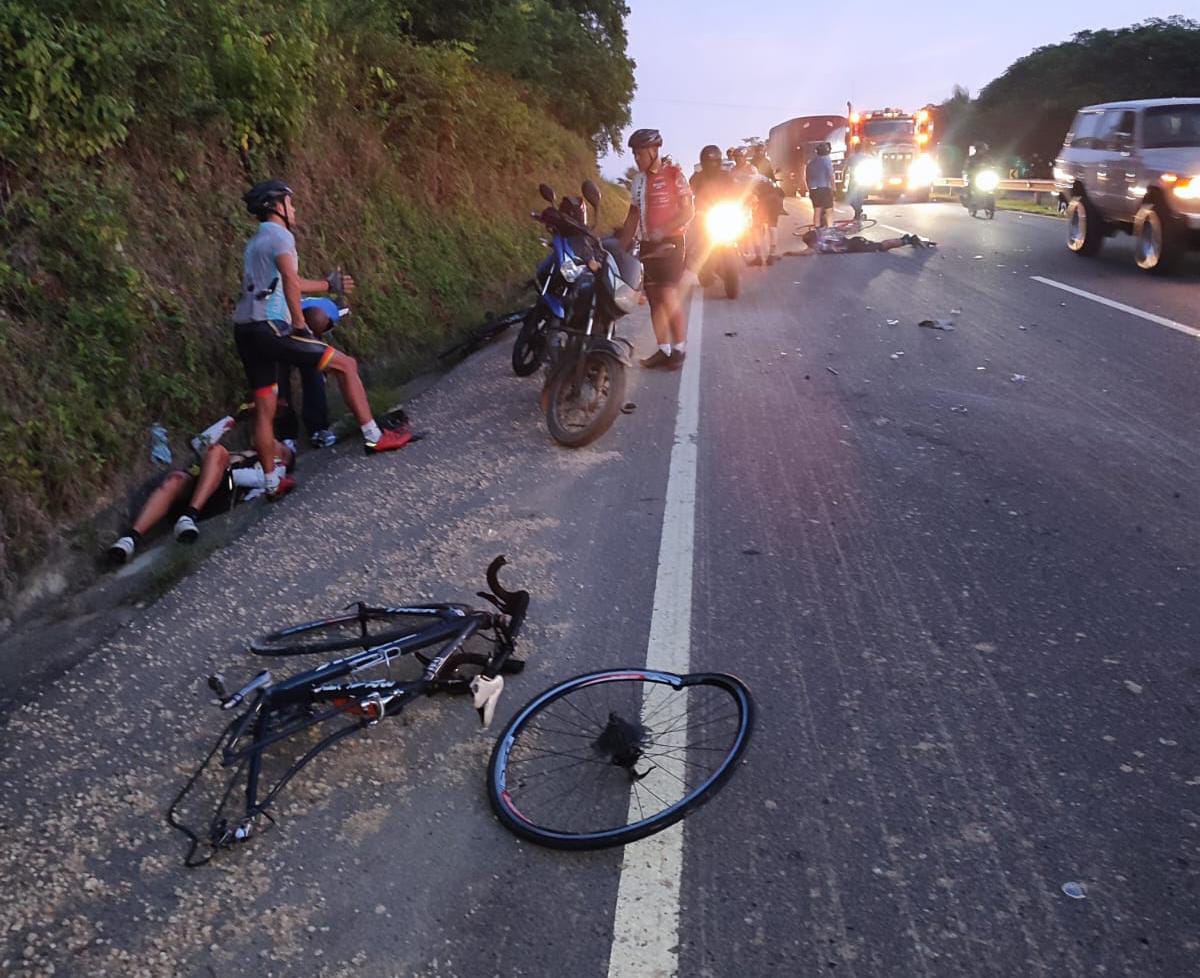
[234,320,334,395]
[809,187,834,210]
[642,237,686,288]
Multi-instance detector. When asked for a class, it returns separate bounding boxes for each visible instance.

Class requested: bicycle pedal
[470,674,504,728]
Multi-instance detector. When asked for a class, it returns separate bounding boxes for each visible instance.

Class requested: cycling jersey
[234,222,296,325]
[631,162,693,239]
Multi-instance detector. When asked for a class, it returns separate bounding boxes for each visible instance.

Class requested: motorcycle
[694,200,747,299]
[963,168,999,220]
[510,199,587,377]
[528,180,642,448]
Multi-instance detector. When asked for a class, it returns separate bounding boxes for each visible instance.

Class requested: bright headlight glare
[975,169,1000,192]
[1053,166,1069,183]
[560,253,583,282]
[705,202,749,244]
[1174,178,1200,200]
[908,156,940,186]
[854,158,883,185]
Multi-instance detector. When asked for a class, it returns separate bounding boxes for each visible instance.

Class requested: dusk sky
[600,3,1191,177]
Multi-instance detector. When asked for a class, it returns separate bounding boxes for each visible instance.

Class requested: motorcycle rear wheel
[545,351,626,448]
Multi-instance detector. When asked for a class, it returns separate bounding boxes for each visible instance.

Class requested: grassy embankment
[0,9,628,614]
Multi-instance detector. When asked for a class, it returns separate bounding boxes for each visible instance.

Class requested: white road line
[1031,275,1200,340]
[605,293,705,978]
[876,222,911,237]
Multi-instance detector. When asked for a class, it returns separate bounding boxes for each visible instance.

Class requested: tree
[971,17,1200,160]
[615,165,638,191]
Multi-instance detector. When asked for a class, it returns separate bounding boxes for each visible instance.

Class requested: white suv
[1054,98,1200,273]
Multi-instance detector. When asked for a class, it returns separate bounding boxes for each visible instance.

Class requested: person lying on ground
[233,179,410,499]
[794,228,936,255]
[108,432,295,565]
[276,298,346,449]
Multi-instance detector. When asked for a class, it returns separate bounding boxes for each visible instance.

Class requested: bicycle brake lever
[470,674,504,728]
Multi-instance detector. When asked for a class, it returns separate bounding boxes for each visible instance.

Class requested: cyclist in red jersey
[618,129,695,371]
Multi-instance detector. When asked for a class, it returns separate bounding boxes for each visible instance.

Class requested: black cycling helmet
[244,178,293,218]
[700,144,723,166]
[628,128,663,151]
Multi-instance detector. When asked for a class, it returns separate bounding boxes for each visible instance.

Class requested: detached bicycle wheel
[488,669,753,850]
[249,604,448,656]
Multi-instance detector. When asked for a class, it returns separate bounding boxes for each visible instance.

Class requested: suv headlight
[1174,177,1200,200]
[560,253,584,282]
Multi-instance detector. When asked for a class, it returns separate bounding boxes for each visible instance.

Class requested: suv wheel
[1065,195,1104,256]
[1133,201,1185,274]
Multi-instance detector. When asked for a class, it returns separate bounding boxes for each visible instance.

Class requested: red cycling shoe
[365,427,413,454]
[267,475,297,500]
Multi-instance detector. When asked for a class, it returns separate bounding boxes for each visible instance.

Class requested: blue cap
[300,297,344,327]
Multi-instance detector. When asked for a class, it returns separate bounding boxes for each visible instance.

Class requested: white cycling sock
[264,467,281,494]
[674,341,687,354]
[659,343,672,355]
[361,420,383,443]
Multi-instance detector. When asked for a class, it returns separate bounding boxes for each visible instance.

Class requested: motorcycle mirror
[581,179,601,211]
[538,183,556,204]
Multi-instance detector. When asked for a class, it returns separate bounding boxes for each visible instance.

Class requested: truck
[846,107,941,202]
[766,115,847,197]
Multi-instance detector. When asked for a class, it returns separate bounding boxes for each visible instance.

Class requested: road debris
[1062,882,1086,900]
[919,319,955,331]
[620,402,637,415]
[1123,680,1144,695]
[950,405,969,414]
[724,331,738,337]
[149,424,172,466]
[886,319,900,326]
[1010,374,1027,383]
[890,352,905,360]
[826,366,839,376]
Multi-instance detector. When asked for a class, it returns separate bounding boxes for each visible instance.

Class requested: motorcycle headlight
[908,155,940,187]
[560,253,584,283]
[1173,176,1200,200]
[854,158,883,186]
[975,169,1000,193]
[705,202,749,244]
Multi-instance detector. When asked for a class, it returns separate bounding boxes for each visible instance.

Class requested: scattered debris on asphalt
[620,402,637,414]
[1062,882,1087,900]
[890,352,905,360]
[724,331,738,337]
[826,366,839,376]
[950,405,969,414]
[950,308,962,315]
[1019,325,1029,331]
[919,319,955,331]
[973,255,985,260]
[741,548,763,556]
[150,423,172,466]
[976,366,987,371]
[1123,680,1144,695]
[886,319,900,326]
[1011,374,1027,383]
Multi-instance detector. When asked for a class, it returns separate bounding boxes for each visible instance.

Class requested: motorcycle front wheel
[545,350,627,448]
[722,252,740,299]
[512,312,548,377]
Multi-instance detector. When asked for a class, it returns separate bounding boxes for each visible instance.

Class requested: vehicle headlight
[974,169,1000,192]
[854,158,883,186]
[1052,166,1069,183]
[705,202,750,244]
[1174,177,1200,200]
[908,155,940,187]
[560,253,584,283]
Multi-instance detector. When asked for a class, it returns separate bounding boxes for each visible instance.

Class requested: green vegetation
[935,17,1200,161]
[0,0,633,607]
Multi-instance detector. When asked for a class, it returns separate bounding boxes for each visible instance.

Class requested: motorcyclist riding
[688,145,746,297]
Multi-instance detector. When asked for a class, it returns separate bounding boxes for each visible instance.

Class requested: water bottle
[149,424,172,466]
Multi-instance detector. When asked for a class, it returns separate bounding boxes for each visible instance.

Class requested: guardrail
[930,177,1058,205]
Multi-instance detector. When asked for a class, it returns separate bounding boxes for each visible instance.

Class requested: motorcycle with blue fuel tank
[515,180,642,447]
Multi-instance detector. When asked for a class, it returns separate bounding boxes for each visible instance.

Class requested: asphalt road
[1,200,1198,978]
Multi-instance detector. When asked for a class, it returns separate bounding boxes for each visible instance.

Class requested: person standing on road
[233,179,411,497]
[751,145,784,263]
[806,142,835,228]
[618,129,695,372]
[731,148,771,266]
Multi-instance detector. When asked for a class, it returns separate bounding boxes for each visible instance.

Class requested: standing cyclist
[617,129,695,371]
[233,179,410,497]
